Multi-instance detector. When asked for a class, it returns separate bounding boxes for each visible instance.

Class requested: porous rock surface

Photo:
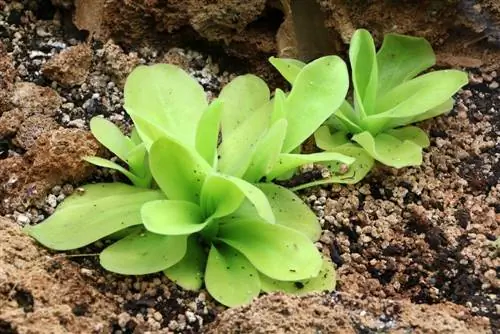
[56,0,500,69]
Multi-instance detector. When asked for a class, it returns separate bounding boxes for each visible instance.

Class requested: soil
[0,1,499,333]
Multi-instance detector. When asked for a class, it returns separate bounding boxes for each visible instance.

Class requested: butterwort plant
[25,56,352,307]
[271,29,469,182]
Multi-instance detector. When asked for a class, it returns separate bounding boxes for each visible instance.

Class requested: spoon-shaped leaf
[268,57,306,84]
[373,70,468,119]
[142,200,207,235]
[218,219,322,281]
[260,257,336,294]
[100,231,187,275]
[200,174,246,218]
[218,74,270,137]
[243,118,287,183]
[205,243,260,307]
[124,64,208,147]
[203,174,275,223]
[150,137,212,203]
[83,156,149,188]
[353,131,424,168]
[282,55,349,152]
[385,126,430,148]
[24,183,164,250]
[376,33,435,95]
[255,183,321,241]
[349,29,378,116]
[217,101,272,177]
[90,117,134,162]
[164,236,207,291]
[195,99,223,167]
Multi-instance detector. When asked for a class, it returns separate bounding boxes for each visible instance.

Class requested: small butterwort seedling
[25,58,352,307]
[271,29,469,182]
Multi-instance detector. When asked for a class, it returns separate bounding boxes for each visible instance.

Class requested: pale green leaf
[266,152,354,181]
[142,200,207,235]
[353,131,424,168]
[130,127,142,145]
[126,144,150,179]
[205,174,275,223]
[373,70,468,120]
[200,174,245,218]
[124,64,207,147]
[24,183,164,250]
[126,107,174,150]
[255,183,321,241]
[260,257,336,294]
[314,125,349,151]
[90,117,134,162]
[83,156,148,188]
[243,118,287,183]
[217,101,272,177]
[270,88,286,125]
[205,243,260,307]
[218,74,270,137]
[268,57,306,84]
[218,219,322,281]
[282,56,349,152]
[377,33,435,95]
[164,236,207,291]
[322,143,374,184]
[149,137,212,202]
[385,126,430,148]
[327,101,363,133]
[100,231,187,275]
[349,29,378,116]
[196,99,222,167]
[409,98,454,124]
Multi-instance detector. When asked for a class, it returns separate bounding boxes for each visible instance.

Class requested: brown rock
[0,129,102,213]
[14,114,59,150]
[11,82,62,117]
[26,128,101,184]
[0,83,62,143]
[42,44,93,87]
[0,217,117,333]
[102,40,140,88]
[207,292,491,334]
[0,41,17,114]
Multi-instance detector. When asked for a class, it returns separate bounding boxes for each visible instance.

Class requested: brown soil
[207,292,491,334]
[0,217,117,333]
[0,1,499,333]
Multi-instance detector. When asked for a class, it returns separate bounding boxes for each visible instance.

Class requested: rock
[42,44,93,87]
[101,40,140,88]
[0,83,62,146]
[0,129,102,213]
[0,42,17,113]
[11,82,62,117]
[14,114,59,150]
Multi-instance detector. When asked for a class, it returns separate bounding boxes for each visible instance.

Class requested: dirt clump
[207,292,491,334]
[42,43,93,87]
[0,217,117,333]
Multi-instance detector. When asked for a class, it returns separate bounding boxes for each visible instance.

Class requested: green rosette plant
[25,57,352,307]
[270,29,469,182]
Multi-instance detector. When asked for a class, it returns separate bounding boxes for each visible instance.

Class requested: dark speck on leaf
[294,282,304,289]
